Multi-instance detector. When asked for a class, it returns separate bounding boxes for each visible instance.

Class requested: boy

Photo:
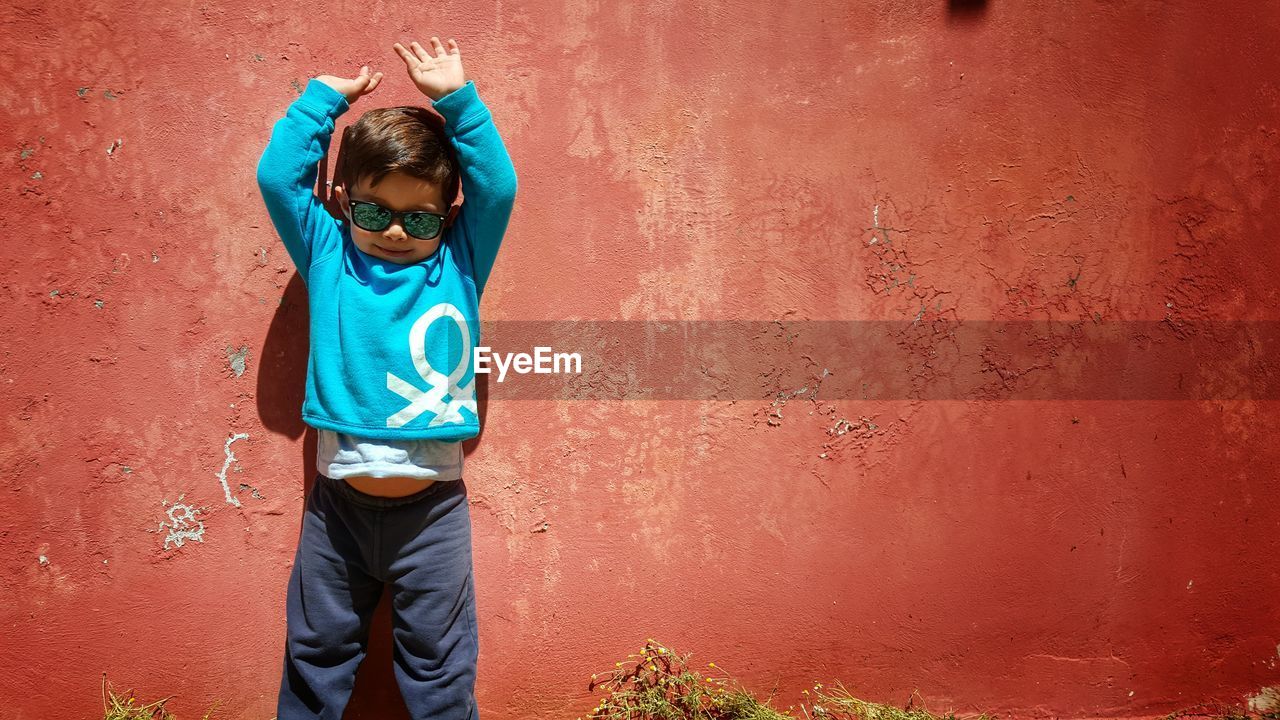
[255,36,516,720]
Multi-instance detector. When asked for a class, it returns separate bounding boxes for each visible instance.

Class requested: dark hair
[332,105,461,208]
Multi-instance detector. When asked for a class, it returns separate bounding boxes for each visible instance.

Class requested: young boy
[255,36,516,720]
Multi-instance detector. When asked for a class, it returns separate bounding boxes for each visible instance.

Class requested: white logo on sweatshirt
[386,303,477,428]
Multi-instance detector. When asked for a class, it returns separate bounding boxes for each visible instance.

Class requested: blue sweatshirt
[255,78,517,441]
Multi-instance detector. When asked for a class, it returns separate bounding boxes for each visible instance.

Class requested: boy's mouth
[377,245,413,256]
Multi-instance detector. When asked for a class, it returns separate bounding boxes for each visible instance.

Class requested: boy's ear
[327,182,351,220]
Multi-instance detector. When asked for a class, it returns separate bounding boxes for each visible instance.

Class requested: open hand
[393,37,465,101]
[314,65,384,104]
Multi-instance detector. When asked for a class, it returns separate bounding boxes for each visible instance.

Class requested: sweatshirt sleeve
[255,78,351,285]
[430,80,518,298]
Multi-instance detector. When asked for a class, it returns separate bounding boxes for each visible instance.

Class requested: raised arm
[393,37,518,298]
[254,78,353,285]
[432,80,518,297]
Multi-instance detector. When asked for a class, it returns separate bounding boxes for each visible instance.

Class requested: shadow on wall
[947,0,989,21]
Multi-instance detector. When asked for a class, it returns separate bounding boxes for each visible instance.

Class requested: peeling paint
[766,385,808,426]
[155,494,207,550]
[225,345,250,377]
[237,482,264,500]
[4,5,1279,715]
[217,432,250,507]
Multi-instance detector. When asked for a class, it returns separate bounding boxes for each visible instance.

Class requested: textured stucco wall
[2,1,1279,719]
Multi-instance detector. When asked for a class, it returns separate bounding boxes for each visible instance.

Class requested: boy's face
[334,171,448,265]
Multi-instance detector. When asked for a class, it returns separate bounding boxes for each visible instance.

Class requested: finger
[409,40,433,64]
[447,38,460,55]
[392,42,418,68]
[364,71,384,93]
[430,36,445,56]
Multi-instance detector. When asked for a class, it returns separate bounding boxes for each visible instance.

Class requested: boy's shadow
[258,273,489,719]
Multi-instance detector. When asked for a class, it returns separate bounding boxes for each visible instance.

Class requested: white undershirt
[316,429,463,481]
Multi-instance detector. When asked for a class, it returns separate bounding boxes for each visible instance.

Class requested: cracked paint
[4,4,1280,717]
[155,494,207,550]
[217,433,250,508]
[225,345,250,377]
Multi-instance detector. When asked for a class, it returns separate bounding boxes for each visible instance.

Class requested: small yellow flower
[615,662,622,667]
[649,664,656,671]
[708,662,716,667]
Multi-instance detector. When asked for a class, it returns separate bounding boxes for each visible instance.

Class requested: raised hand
[314,65,384,104]
[393,37,466,101]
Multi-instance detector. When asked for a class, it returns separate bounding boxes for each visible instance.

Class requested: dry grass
[97,641,1280,720]
[577,639,1279,720]
[101,672,222,720]
[576,639,991,720]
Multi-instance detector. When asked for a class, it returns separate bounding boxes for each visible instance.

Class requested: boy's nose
[384,221,407,240]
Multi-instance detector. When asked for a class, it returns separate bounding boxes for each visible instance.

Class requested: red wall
[3,1,1279,719]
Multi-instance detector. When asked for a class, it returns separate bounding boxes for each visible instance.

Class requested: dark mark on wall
[238,483,265,500]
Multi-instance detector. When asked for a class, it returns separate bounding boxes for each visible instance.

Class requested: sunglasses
[347,199,447,241]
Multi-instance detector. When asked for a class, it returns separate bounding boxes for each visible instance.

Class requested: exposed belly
[343,475,437,498]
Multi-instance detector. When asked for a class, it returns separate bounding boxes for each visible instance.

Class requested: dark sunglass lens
[404,213,442,239]
[352,202,391,231]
